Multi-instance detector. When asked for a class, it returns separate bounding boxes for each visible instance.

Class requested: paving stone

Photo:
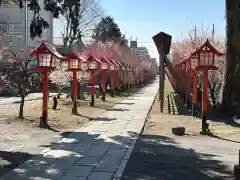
[75,157,100,167]
[94,154,123,173]
[87,172,114,180]
[84,144,111,158]
[46,156,80,171]
[64,166,94,178]
[58,176,86,180]
[57,143,92,153]
[106,147,127,156]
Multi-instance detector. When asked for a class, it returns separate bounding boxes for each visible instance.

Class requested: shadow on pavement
[106,108,130,112]
[115,102,135,105]
[121,133,234,180]
[0,130,234,180]
[208,134,240,144]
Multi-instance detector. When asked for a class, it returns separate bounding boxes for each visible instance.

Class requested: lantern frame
[109,63,115,71]
[100,57,111,70]
[87,55,101,71]
[64,50,85,71]
[181,62,186,72]
[191,39,224,71]
[111,60,120,71]
[186,59,191,70]
[191,54,198,70]
[31,41,64,69]
[114,60,124,71]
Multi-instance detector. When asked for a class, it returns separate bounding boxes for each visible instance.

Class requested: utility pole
[194,26,197,41]
[212,24,215,41]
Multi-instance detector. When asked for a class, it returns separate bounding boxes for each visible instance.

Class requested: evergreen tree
[92,16,122,42]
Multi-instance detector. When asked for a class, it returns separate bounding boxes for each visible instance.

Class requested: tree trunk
[19,95,25,119]
[210,89,216,109]
[57,88,61,99]
[222,0,240,113]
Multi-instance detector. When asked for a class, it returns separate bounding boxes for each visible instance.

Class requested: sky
[54,0,225,60]
[100,0,225,60]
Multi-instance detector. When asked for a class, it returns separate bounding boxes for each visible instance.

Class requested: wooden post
[201,69,208,133]
[159,42,165,113]
[72,71,78,114]
[192,70,197,117]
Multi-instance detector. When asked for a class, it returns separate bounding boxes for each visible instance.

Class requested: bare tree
[0,40,41,119]
[61,0,103,46]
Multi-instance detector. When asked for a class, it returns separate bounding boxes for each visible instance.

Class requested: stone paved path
[1,80,158,180]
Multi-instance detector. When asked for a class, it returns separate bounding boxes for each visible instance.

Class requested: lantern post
[31,40,64,128]
[114,60,124,92]
[109,61,116,97]
[87,55,101,106]
[111,60,120,92]
[64,51,87,115]
[185,59,191,108]
[132,65,136,88]
[99,57,110,101]
[127,65,132,88]
[180,62,186,102]
[191,54,198,117]
[191,39,224,134]
[119,62,126,90]
[124,64,130,89]
[129,65,134,88]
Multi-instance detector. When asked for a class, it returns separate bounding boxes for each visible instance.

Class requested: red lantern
[100,57,110,70]
[190,39,224,133]
[64,50,87,115]
[86,54,101,106]
[191,39,224,71]
[32,40,63,69]
[65,50,84,71]
[31,41,64,127]
[191,54,198,70]
[99,57,111,101]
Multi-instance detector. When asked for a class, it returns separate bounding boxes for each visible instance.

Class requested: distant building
[0,0,53,52]
[130,40,137,49]
[130,40,150,58]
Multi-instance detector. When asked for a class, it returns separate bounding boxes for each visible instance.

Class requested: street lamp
[65,50,87,115]
[191,39,224,134]
[87,54,101,106]
[31,40,64,128]
[99,56,111,101]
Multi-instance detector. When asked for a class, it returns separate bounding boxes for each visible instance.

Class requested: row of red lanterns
[174,39,224,134]
[31,40,137,128]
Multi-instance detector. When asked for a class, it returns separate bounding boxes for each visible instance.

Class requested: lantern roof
[182,57,191,64]
[191,39,224,57]
[31,40,64,59]
[111,60,120,67]
[114,60,123,67]
[87,54,102,64]
[100,56,111,64]
[91,51,115,59]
